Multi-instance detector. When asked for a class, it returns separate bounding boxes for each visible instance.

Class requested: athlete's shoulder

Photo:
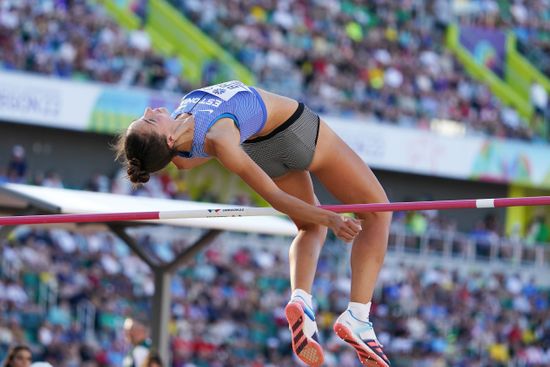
[201,80,250,89]
[197,80,253,100]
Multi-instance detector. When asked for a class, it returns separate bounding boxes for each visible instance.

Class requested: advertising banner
[0,71,101,130]
[327,116,550,189]
[87,86,181,133]
[2,71,550,189]
[0,71,182,133]
[459,26,506,77]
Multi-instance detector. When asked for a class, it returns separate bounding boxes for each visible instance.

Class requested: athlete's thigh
[310,120,388,205]
[273,170,320,228]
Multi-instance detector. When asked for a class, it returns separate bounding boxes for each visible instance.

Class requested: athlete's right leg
[274,170,327,367]
[274,171,327,293]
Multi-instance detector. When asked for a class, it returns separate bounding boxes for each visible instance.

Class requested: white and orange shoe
[284,299,324,367]
[333,310,391,367]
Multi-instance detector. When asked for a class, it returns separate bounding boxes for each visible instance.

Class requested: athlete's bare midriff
[249,87,299,139]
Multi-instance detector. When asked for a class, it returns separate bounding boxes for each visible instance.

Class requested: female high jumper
[115,80,392,367]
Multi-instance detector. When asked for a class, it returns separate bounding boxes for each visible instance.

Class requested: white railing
[213,227,550,273]
[385,225,550,285]
[0,252,18,279]
[38,279,58,312]
[76,299,96,339]
[388,226,550,266]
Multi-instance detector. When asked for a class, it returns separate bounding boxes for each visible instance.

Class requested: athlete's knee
[356,212,392,233]
[355,195,392,225]
[297,222,328,240]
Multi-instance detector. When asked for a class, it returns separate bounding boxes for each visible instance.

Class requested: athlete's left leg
[309,119,392,366]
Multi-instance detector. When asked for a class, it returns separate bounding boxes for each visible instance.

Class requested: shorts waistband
[244,102,304,143]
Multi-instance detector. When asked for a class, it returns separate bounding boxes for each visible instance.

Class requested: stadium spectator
[129,0,149,24]
[531,81,548,118]
[530,81,549,139]
[458,0,550,77]
[0,0,541,141]
[41,171,64,189]
[170,0,535,140]
[129,26,152,53]
[0,0,550,361]
[123,317,151,367]
[526,214,550,245]
[0,0,194,93]
[405,211,428,236]
[2,345,32,367]
[6,145,27,184]
[143,352,163,367]
[1,214,549,366]
[86,173,111,193]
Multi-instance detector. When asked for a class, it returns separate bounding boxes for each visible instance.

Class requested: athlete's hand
[328,214,362,243]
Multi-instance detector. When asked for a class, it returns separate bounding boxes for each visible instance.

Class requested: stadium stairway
[96,0,255,86]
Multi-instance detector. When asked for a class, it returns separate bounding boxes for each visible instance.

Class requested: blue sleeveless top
[170,81,267,158]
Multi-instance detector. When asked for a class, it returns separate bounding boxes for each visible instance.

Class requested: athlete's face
[129,107,173,137]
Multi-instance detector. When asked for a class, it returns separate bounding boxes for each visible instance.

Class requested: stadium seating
[0,0,194,93]
[2,1,550,366]
[1,0,545,140]
[168,0,541,140]
[1,225,549,366]
[456,0,550,77]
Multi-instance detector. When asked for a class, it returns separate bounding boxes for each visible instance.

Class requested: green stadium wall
[97,0,255,86]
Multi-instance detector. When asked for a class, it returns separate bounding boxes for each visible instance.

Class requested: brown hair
[142,352,163,367]
[114,127,177,184]
[3,345,32,367]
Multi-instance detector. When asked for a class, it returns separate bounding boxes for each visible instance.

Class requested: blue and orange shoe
[333,310,391,367]
[284,299,324,367]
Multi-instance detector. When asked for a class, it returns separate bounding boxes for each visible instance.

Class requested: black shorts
[242,103,320,178]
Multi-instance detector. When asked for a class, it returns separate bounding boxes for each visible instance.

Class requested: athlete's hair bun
[127,157,150,184]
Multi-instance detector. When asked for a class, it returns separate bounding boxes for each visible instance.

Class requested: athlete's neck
[172,114,194,152]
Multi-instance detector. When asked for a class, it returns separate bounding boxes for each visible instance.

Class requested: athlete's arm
[205,119,361,241]
[171,156,212,170]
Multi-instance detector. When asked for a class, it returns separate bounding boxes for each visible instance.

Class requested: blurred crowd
[2,142,550,365]
[0,0,193,92]
[171,0,541,140]
[1,0,548,142]
[1,225,550,367]
[2,0,550,363]
[456,0,550,77]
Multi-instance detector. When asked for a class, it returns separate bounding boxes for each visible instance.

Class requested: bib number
[198,80,251,101]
